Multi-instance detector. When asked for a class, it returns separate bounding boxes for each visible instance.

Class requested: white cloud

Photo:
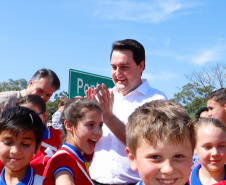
[142,73,154,82]
[94,0,197,23]
[143,71,177,81]
[191,46,225,65]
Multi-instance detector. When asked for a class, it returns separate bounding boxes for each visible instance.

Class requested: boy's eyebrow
[1,136,12,140]
[22,137,35,141]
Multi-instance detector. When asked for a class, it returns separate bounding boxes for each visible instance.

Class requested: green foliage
[171,63,225,118]
[46,91,69,120]
[0,78,27,92]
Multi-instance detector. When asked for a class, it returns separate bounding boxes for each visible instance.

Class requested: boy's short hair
[0,106,43,151]
[126,100,195,156]
[206,88,226,106]
[195,107,208,119]
[59,97,69,106]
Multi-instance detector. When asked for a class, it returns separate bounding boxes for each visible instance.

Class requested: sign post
[69,69,114,99]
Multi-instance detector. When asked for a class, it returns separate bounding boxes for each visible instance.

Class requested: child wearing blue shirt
[190,118,226,185]
[0,106,53,185]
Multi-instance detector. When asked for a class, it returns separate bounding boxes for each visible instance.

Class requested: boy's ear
[125,147,138,171]
[64,120,73,132]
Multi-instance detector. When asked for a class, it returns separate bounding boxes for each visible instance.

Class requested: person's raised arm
[85,84,126,145]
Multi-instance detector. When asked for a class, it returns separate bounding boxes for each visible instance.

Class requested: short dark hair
[110,39,145,70]
[206,88,226,106]
[0,106,43,151]
[195,107,209,119]
[31,69,60,91]
[17,94,46,115]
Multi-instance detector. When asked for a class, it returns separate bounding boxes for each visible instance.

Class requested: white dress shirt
[89,79,168,184]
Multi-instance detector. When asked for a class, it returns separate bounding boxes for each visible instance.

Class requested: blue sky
[0,0,225,100]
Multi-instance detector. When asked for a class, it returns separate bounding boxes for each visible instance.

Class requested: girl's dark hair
[0,106,43,151]
[17,94,46,114]
[61,98,102,141]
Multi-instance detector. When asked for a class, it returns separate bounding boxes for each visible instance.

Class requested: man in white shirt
[86,39,167,185]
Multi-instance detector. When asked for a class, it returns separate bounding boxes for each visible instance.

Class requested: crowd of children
[0,88,225,185]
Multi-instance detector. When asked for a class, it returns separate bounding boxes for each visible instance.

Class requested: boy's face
[126,139,193,185]
[195,125,226,173]
[207,99,226,124]
[0,130,37,173]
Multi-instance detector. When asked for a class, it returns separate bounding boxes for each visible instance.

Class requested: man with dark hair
[87,39,167,184]
[0,68,60,113]
[195,107,209,122]
[207,88,226,124]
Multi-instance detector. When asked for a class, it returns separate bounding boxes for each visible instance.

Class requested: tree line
[0,63,225,118]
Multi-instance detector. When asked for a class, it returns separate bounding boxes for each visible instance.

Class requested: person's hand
[85,84,114,121]
[85,87,96,101]
[95,84,114,120]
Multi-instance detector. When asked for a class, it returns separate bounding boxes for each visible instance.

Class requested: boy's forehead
[0,129,35,140]
[207,98,222,107]
[140,136,193,149]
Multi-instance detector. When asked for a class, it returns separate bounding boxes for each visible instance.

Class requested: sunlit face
[195,125,226,172]
[0,130,37,173]
[70,110,103,155]
[207,99,226,124]
[111,50,144,96]
[27,77,56,103]
[126,140,193,185]
[20,103,46,123]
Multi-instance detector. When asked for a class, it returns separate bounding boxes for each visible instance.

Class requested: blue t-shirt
[0,165,34,185]
[190,164,226,185]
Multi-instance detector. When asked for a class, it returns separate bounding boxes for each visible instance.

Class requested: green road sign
[69,69,114,99]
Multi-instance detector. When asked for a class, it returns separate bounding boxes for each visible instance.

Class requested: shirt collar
[113,79,150,97]
[61,143,87,163]
[0,165,34,185]
[42,123,51,139]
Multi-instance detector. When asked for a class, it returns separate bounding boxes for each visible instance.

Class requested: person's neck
[199,165,225,184]
[4,166,28,185]
[119,79,143,96]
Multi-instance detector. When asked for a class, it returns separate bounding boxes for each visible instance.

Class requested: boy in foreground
[126,100,195,185]
[0,106,53,184]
